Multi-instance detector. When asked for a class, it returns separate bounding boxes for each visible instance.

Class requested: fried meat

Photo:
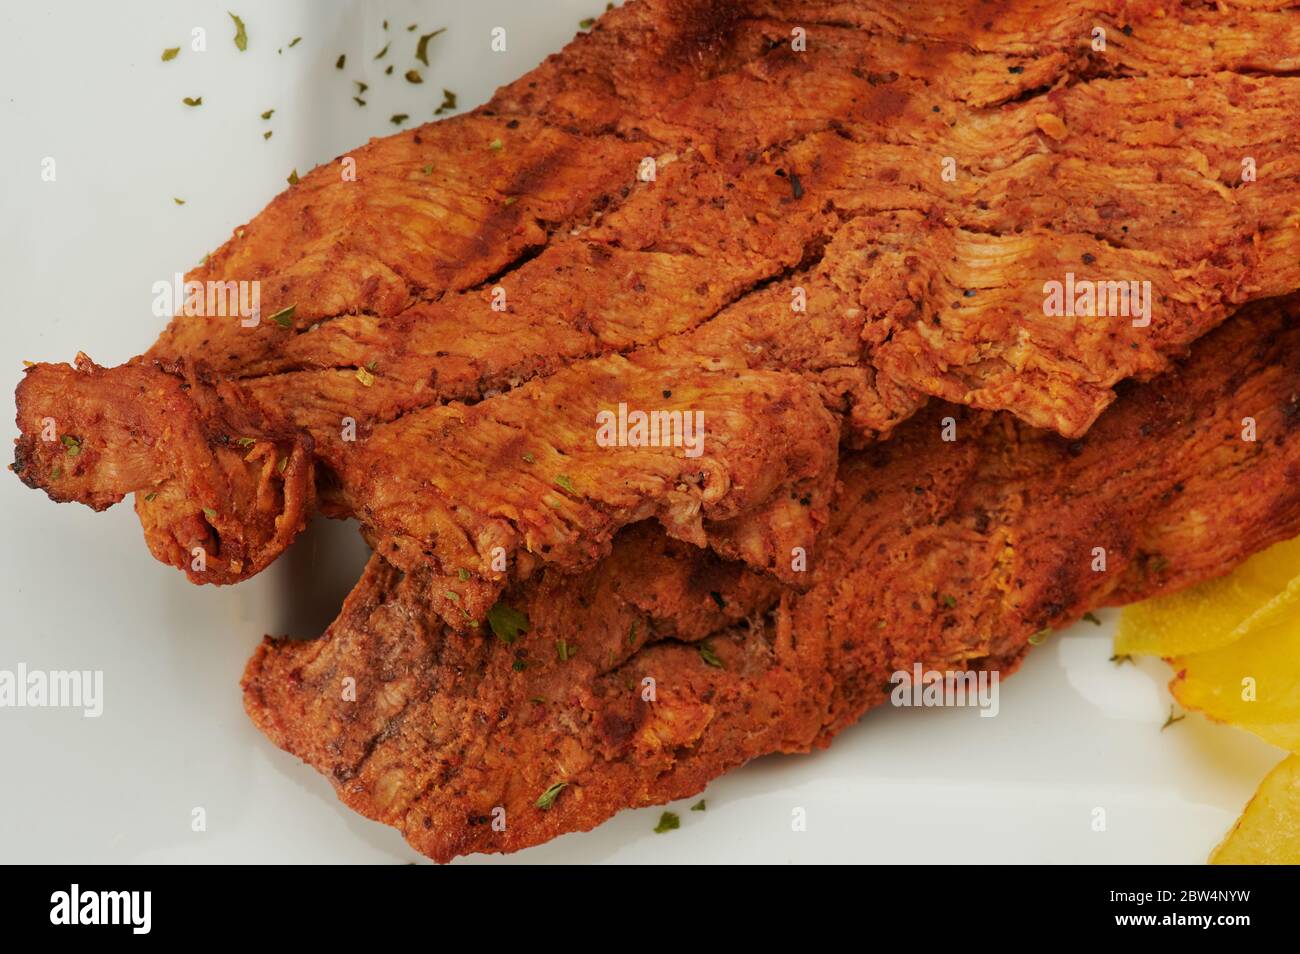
[243,294,1300,861]
[13,0,1300,616]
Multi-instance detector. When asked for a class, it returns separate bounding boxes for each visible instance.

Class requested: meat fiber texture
[13,0,1300,630]
[244,295,1300,862]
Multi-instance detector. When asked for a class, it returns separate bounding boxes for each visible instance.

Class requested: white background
[0,1,1284,864]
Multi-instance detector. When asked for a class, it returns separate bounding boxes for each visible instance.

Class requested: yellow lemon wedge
[1168,612,1300,754]
[1116,535,1300,658]
[1211,754,1300,864]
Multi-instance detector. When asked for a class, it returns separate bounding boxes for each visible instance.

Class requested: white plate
[0,0,1283,864]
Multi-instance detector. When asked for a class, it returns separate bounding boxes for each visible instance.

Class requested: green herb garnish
[488,138,503,152]
[941,594,957,608]
[354,81,368,94]
[144,492,158,502]
[355,366,375,387]
[261,109,274,120]
[268,304,296,328]
[522,452,534,463]
[443,590,460,603]
[579,18,596,30]
[236,437,256,447]
[415,28,446,66]
[699,642,724,668]
[1028,628,1051,646]
[161,47,180,62]
[1082,611,1102,625]
[263,131,273,140]
[1109,653,1134,666]
[554,474,576,494]
[1161,705,1185,731]
[373,42,389,60]
[288,36,301,48]
[654,811,680,833]
[203,507,217,520]
[335,54,345,69]
[535,781,567,810]
[434,88,457,116]
[690,799,706,812]
[182,97,203,107]
[61,435,81,455]
[229,12,248,52]
[390,114,409,125]
[405,70,423,84]
[556,638,575,662]
[353,97,366,107]
[487,602,530,644]
[457,568,470,581]
[173,197,186,205]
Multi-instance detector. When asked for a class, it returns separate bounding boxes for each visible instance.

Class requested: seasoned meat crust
[14,0,1300,625]
[244,295,1300,862]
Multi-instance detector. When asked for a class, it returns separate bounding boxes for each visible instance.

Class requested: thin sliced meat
[13,0,1300,602]
[13,356,313,584]
[244,294,1300,862]
[350,352,840,626]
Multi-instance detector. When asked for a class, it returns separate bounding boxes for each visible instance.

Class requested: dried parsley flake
[487,602,529,644]
[415,28,446,66]
[654,811,680,833]
[536,781,567,810]
[229,12,248,52]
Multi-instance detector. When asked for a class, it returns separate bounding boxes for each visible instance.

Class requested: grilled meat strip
[14,0,1300,617]
[10,357,316,581]
[243,294,1300,862]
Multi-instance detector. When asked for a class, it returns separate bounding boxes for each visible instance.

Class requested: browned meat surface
[12,0,1300,615]
[12,356,314,581]
[348,351,841,627]
[243,295,1300,862]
